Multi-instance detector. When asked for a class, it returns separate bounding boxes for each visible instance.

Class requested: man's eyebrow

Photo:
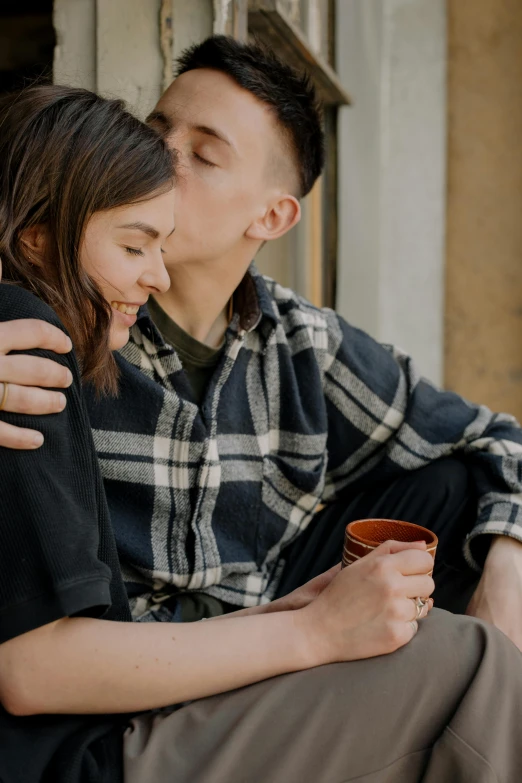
[145,110,172,134]
[117,222,160,239]
[193,124,235,150]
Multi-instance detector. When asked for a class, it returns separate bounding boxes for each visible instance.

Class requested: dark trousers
[275,457,482,614]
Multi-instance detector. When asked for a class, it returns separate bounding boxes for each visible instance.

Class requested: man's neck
[152,255,251,348]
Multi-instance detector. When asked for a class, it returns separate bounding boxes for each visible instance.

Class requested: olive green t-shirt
[148,297,224,406]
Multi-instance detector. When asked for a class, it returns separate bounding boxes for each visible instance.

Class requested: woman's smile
[111,301,141,315]
[111,300,144,327]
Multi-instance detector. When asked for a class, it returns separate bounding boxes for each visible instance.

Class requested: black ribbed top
[0,284,132,783]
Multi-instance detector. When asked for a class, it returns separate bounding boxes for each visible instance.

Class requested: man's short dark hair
[176,35,324,198]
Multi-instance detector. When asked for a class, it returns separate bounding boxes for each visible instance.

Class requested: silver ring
[409,620,418,634]
[413,597,427,620]
[0,381,8,412]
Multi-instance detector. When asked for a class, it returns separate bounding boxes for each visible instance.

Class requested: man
[2,36,522,648]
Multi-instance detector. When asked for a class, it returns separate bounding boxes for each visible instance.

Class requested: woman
[0,84,174,782]
[0,86,521,783]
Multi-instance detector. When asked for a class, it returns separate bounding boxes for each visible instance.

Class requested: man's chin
[163,253,212,270]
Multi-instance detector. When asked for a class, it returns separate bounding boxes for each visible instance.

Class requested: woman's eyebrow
[117,222,160,239]
[117,222,176,239]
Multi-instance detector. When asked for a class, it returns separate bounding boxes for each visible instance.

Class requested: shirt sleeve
[0,314,113,644]
[322,311,522,571]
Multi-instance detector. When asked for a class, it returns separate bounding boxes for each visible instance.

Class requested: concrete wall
[172,0,213,61]
[445,0,522,419]
[54,0,96,90]
[54,0,164,118]
[96,0,163,116]
[335,0,447,384]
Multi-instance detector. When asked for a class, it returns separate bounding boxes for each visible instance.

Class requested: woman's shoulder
[0,283,67,332]
[0,283,78,378]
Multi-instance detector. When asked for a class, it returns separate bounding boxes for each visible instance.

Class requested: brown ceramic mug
[342,518,438,568]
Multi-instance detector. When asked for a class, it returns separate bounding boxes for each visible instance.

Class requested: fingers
[324,563,343,578]
[408,597,431,622]
[0,382,67,416]
[0,354,73,389]
[387,598,430,623]
[388,547,434,576]
[408,619,418,638]
[0,420,44,449]
[400,573,435,599]
[307,563,342,593]
[0,319,72,355]
[318,563,343,588]
[375,539,427,556]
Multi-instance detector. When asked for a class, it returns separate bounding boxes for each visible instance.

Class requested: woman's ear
[245,194,301,242]
[19,225,48,267]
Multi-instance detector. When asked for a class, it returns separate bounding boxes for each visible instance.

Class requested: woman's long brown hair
[0,85,175,394]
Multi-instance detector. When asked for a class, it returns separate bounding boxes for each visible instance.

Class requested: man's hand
[0,319,72,449]
[466,535,522,651]
[209,564,343,622]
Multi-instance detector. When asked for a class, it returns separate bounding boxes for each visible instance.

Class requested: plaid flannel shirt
[85,267,522,620]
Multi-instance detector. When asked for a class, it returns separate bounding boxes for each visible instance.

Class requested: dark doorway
[0,1,55,94]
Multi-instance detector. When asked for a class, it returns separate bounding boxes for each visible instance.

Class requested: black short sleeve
[0,285,114,643]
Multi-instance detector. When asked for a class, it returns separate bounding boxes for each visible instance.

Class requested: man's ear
[19,225,48,267]
[245,194,301,242]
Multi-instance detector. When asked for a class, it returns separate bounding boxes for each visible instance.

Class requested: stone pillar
[335,0,447,384]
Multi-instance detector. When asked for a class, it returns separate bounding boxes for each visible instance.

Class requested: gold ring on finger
[0,382,9,412]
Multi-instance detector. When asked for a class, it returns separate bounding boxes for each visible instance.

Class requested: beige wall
[445,0,522,419]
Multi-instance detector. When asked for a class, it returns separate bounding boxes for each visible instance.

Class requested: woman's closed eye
[193,152,216,168]
[125,246,144,256]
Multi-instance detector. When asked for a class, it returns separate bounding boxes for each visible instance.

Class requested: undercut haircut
[175,35,325,198]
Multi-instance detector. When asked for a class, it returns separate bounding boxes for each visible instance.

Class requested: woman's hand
[296,540,435,667]
[268,564,342,613]
[0,542,434,716]
[0,319,72,449]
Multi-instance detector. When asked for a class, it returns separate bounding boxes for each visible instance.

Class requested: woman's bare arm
[0,543,434,717]
[0,609,309,716]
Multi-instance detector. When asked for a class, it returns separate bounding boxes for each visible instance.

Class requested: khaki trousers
[123,610,522,783]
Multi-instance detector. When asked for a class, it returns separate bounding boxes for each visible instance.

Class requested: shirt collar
[235,263,278,332]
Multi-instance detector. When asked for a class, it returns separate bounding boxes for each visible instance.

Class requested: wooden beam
[214,0,248,39]
[248,0,351,106]
[160,0,173,92]
[234,0,249,40]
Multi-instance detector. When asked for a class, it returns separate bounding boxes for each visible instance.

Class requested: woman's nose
[140,254,170,294]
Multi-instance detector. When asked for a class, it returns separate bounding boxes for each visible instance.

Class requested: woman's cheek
[108,320,129,351]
